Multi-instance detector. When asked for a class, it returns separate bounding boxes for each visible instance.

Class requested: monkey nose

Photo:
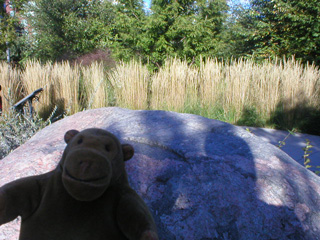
[80,160,90,168]
[79,160,93,173]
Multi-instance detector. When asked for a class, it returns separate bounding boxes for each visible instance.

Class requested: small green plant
[273,129,320,175]
[303,139,320,175]
[237,106,265,127]
[303,139,313,169]
[245,127,252,133]
[277,129,297,148]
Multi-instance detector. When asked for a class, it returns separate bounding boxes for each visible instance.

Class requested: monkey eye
[105,145,111,152]
[77,138,83,144]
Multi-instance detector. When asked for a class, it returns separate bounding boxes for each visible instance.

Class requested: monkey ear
[64,130,80,144]
[122,144,134,161]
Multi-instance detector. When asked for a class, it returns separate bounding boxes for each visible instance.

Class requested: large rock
[0,107,320,240]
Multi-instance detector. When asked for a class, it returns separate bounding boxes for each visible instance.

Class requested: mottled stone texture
[1,107,320,240]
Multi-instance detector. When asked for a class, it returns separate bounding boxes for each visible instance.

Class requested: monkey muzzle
[62,149,112,201]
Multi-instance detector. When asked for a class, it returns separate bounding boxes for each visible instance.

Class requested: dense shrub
[0,112,47,159]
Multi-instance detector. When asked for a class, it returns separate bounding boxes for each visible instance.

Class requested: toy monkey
[0,128,158,240]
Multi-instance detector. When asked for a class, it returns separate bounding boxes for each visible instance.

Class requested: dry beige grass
[278,57,320,123]
[50,61,81,115]
[107,60,150,109]
[197,57,319,123]
[151,58,199,112]
[21,60,81,116]
[0,63,22,113]
[248,59,282,117]
[199,58,224,107]
[0,57,319,129]
[198,58,284,121]
[21,60,52,114]
[81,62,108,109]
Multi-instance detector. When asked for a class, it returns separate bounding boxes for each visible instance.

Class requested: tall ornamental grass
[18,60,81,118]
[151,58,199,112]
[0,57,319,132]
[81,62,108,109]
[108,61,150,110]
[0,62,22,111]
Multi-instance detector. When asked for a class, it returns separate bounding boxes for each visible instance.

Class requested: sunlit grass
[151,58,199,112]
[0,57,319,133]
[0,62,22,111]
[81,62,108,109]
[108,60,150,110]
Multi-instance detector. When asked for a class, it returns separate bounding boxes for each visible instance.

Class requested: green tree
[23,0,114,61]
[240,0,320,64]
[0,0,27,62]
[141,0,229,67]
[215,3,253,59]
[108,0,146,61]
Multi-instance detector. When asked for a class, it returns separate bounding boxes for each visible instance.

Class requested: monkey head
[60,128,134,201]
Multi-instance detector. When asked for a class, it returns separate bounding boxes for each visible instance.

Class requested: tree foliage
[108,0,146,61]
[0,0,27,61]
[141,0,229,67]
[1,0,320,66]
[238,0,320,64]
[22,0,114,61]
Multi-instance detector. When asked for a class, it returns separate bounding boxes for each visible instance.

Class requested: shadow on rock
[1,107,320,239]
[104,109,317,240]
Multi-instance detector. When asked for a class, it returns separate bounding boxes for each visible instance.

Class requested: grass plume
[0,56,319,134]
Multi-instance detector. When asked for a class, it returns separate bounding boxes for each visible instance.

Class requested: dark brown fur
[0,128,158,240]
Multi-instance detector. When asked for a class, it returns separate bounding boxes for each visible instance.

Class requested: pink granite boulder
[0,107,320,240]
